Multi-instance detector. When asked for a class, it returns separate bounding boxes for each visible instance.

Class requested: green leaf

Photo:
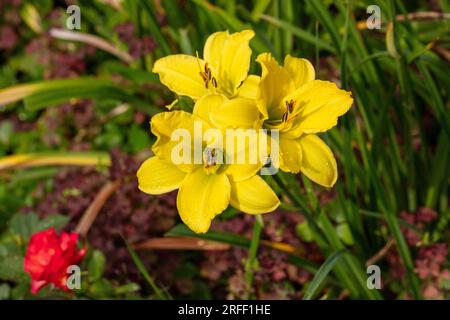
[296,221,314,243]
[36,215,70,232]
[9,213,39,242]
[114,283,140,295]
[89,279,114,298]
[258,14,336,53]
[303,250,345,300]
[0,255,26,282]
[139,0,171,55]
[177,96,195,112]
[0,78,157,114]
[336,223,354,246]
[88,250,106,282]
[166,224,250,248]
[122,237,169,300]
[128,124,150,153]
[0,121,13,145]
[99,61,159,85]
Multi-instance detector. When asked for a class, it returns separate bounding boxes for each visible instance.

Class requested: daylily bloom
[152,30,259,101]
[255,53,353,187]
[137,93,280,233]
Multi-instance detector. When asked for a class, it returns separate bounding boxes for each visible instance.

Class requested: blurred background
[0,0,448,300]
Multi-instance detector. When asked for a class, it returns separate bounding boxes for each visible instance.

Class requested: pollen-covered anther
[199,62,217,89]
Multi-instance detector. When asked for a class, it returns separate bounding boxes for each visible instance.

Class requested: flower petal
[177,168,231,233]
[153,54,207,99]
[192,93,227,126]
[225,163,263,182]
[286,80,353,134]
[298,134,337,187]
[203,31,228,71]
[230,175,280,214]
[279,135,302,173]
[222,129,268,181]
[204,30,255,96]
[151,110,208,172]
[209,97,263,130]
[238,75,261,101]
[137,157,186,194]
[256,53,295,120]
[30,280,47,294]
[283,55,315,88]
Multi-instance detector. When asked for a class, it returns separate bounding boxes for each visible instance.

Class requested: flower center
[203,147,221,174]
[263,99,297,131]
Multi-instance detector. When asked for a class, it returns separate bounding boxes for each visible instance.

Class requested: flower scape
[0,0,448,301]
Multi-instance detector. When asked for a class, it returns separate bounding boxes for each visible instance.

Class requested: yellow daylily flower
[152,30,258,101]
[256,53,353,188]
[137,94,280,233]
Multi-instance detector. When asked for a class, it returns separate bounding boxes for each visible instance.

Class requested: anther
[286,99,295,114]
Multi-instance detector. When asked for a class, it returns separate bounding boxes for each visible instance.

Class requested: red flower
[24,228,86,294]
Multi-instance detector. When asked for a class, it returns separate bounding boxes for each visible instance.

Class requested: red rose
[24,228,86,294]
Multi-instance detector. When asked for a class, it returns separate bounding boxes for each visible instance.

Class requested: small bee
[204,148,217,168]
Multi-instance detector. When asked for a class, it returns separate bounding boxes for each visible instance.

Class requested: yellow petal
[209,97,263,130]
[230,175,280,214]
[152,54,207,99]
[203,31,228,71]
[279,135,302,173]
[151,110,207,172]
[283,55,315,88]
[238,75,260,101]
[298,134,337,187]
[221,128,268,181]
[204,30,255,97]
[177,168,231,233]
[286,80,353,134]
[256,53,295,120]
[137,157,186,194]
[225,163,263,182]
[192,93,227,126]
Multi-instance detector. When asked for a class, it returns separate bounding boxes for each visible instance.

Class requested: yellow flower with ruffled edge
[152,30,260,102]
[255,53,353,188]
[137,93,280,233]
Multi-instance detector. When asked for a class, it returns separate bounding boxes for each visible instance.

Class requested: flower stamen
[282,99,296,123]
[199,62,217,89]
[195,52,218,89]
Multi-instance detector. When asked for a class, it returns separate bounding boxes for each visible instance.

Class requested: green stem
[245,214,263,299]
